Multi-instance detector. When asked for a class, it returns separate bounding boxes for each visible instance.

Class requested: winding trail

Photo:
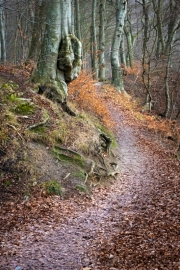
[1,106,180,270]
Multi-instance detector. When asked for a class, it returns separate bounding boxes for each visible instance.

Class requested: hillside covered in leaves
[0,66,180,269]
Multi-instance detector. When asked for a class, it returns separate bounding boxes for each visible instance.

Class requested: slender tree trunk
[142,0,152,104]
[124,8,136,68]
[164,0,179,55]
[164,47,173,118]
[152,0,165,58]
[27,0,47,62]
[0,0,6,63]
[71,0,75,34]
[124,28,134,67]
[119,34,126,66]
[91,0,98,79]
[98,0,106,81]
[111,0,127,91]
[74,0,81,40]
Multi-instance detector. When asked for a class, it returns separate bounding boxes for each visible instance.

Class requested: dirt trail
[1,107,180,270]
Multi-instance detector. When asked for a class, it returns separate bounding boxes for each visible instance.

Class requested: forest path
[1,105,180,270]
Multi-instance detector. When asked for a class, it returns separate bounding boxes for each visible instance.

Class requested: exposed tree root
[53,132,119,183]
[28,117,49,129]
[38,84,76,116]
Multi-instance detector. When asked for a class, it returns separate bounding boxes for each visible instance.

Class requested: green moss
[72,169,85,180]
[8,93,20,102]
[43,180,62,196]
[75,184,89,193]
[14,102,35,115]
[78,114,86,119]
[0,127,8,142]
[10,82,19,89]
[31,125,47,134]
[135,112,144,121]
[53,147,85,167]
[3,83,13,92]
[4,180,11,187]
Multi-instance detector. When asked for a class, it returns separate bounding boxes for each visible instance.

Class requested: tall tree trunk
[27,0,47,62]
[111,0,127,91]
[124,28,134,68]
[141,0,152,104]
[91,0,98,79]
[0,0,6,63]
[32,0,82,101]
[71,0,75,34]
[164,0,179,55]
[98,0,106,81]
[119,34,126,66]
[124,8,136,68]
[152,0,165,58]
[164,46,173,118]
[74,0,81,40]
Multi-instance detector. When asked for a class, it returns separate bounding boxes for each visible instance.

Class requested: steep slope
[0,84,180,269]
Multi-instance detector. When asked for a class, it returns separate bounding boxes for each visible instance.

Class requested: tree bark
[0,0,6,63]
[91,0,98,79]
[32,0,82,101]
[141,0,152,104]
[98,0,106,81]
[111,0,127,91]
[74,0,81,40]
[164,46,173,118]
[119,34,126,67]
[27,0,47,62]
[152,0,165,58]
[164,0,179,55]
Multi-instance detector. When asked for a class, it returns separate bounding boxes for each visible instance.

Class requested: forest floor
[0,82,180,270]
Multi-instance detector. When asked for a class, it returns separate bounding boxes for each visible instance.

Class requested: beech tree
[111,0,127,91]
[74,0,81,40]
[27,0,47,63]
[98,0,107,81]
[91,0,98,79]
[32,0,82,102]
[0,0,6,63]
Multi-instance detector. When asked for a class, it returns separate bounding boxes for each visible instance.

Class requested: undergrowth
[101,84,180,148]
[69,70,180,150]
[43,180,62,196]
[68,70,114,129]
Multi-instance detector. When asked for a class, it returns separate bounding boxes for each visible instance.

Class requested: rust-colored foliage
[68,70,114,129]
[0,62,32,78]
[102,83,180,146]
[122,61,142,76]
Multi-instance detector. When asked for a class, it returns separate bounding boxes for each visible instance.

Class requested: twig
[28,117,49,129]
[63,173,71,180]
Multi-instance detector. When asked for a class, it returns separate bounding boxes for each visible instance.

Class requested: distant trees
[135,0,180,116]
[1,0,180,117]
